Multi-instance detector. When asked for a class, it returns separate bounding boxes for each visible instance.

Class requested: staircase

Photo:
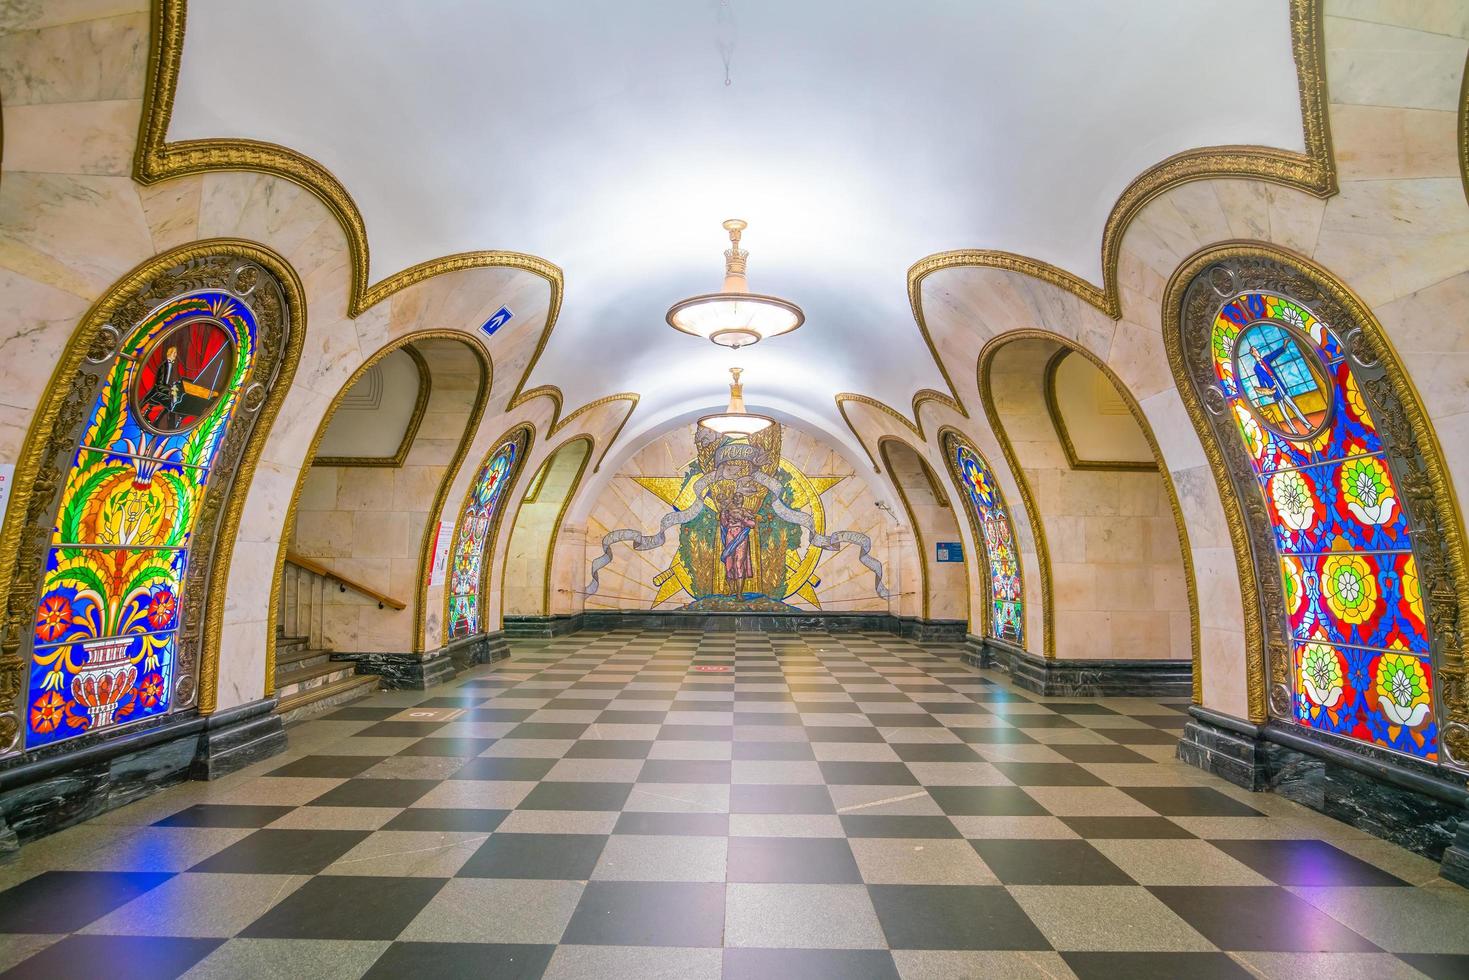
[273,630,378,720]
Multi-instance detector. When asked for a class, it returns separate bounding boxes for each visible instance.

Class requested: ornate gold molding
[268,331,492,683]
[1163,241,1469,742]
[904,0,1334,327]
[0,240,306,727]
[878,438,934,621]
[313,344,432,468]
[135,0,564,405]
[937,426,1009,642]
[1042,349,1159,473]
[1460,49,1469,207]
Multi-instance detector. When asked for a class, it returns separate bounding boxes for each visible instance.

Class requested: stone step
[275,673,379,723]
[275,642,331,673]
[276,634,312,654]
[274,660,357,700]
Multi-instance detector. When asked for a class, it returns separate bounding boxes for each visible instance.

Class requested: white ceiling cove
[170,0,1306,440]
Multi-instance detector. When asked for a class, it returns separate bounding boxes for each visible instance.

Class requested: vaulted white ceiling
[170,0,1306,442]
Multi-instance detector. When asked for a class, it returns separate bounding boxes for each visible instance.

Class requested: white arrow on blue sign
[480,306,513,338]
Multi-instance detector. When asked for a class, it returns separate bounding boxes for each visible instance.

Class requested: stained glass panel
[446,431,527,640]
[1210,290,1437,760]
[25,291,258,749]
[943,434,1024,644]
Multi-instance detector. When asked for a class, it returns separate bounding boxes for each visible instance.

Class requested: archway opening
[878,439,969,631]
[501,437,593,634]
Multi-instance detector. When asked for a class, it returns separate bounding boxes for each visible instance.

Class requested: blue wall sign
[480,306,514,338]
[936,542,964,563]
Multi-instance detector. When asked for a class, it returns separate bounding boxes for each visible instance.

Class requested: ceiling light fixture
[698,367,774,435]
[666,219,804,349]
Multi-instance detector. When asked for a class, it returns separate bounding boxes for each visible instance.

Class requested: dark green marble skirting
[972,640,1193,698]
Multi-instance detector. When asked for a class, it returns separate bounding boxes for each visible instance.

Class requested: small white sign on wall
[0,463,13,528]
[428,520,455,587]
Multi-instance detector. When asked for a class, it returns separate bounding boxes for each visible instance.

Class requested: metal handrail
[284,551,407,611]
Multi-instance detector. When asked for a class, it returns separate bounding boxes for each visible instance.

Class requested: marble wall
[502,437,591,616]
[584,423,900,614]
[879,439,969,624]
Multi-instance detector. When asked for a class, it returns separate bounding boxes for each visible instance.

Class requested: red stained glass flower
[146,587,176,629]
[35,596,72,643]
[30,691,66,733]
[138,672,165,708]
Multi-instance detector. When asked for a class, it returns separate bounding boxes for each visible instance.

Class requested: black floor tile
[396,737,498,757]
[805,726,883,743]
[517,781,633,811]
[890,743,983,763]
[863,713,943,729]
[868,884,1050,950]
[152,804,293,828]
[307,778,438,808]
[240,875,446,939]
[321,706,401,721]
[722,948,899,980]
[383,808,509,832]
[561,881,725,946]
[1063,951,1253,980]
[1122,787,1264,817]
[1102,728,1179,745]
[0,871,173,933]
[597,710,670,725]
[637,759,732,783]
[464,707,536,722]
[1,934,222,980]
[1061,816,1196,839]
[189,829,370,875]
[731,783,835,814]
[1210,839,1410,886]
[928,786,1047,817]
[450,757,557,781]
[817,761,919,785]
[733,712,802,726]
[998,714,1080,729]
[612,811,729,836]
[991,762,1106,787]
[363,942,554,979]
[970,839,1135,885]
[1397,953,1469,980]
[1042,702,1119,715]
[1148,886,1380,951]
[840,815,962,839]
[953,727,1036,744]
[565,740,654,759]
[457,833,607,879]
[727,836,862,883]
[733,741,817,760]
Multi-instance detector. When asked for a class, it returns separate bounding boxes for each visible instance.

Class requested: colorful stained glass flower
[146,587,176,629]
[1269,470,1316,531]
[1345,369,1370,422]
[137,671,165,708]
[1280,556,1305,616]
[1322,553,1378,625]
[1299,639,1345,709]
[35,595,73,643]
[1340,455,1396,526]
[30,690,66,733]
[1372,652,1432,728]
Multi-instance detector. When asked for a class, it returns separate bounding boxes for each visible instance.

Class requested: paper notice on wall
[0,463,13,528]
[428,520,455,587]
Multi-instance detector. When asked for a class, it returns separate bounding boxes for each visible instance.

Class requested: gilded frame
[937,425,1025,648]
[313,344,432,468]
[1163,242,1469,757]
[0,240,306,738]
[268,331,491,688]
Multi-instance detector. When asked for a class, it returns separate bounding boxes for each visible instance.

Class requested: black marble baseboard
[0,698,285,856]
[896,618,967,642]
[504,614,585,639]
[575,610,967,637]
[331,649,458,690]
[442,631,511,670]
[1178,706,1469,885]
[994,646,1192,697]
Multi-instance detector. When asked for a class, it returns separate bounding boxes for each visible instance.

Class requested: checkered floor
[1,630,1466,979]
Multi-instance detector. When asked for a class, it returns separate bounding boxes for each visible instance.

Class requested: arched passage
[273,333,490,703]
[978,332,1197,696]
[878,438,969,633]
[501,436,593,635]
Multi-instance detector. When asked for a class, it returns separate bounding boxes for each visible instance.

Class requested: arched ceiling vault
[147,0,1329,457]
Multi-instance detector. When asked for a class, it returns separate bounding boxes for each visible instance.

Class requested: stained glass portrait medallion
[130,317,238,435]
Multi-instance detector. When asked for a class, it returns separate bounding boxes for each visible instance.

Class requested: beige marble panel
[2,99,140,176]
[1325,15,1469,110]
[0,12,147,104]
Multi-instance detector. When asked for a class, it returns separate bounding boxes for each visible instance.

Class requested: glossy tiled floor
[2,630,1467,979]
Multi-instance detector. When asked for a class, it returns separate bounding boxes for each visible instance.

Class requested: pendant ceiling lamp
[698,367,774,435]
[666,219,804,349]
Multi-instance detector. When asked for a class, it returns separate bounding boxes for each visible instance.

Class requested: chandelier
[666,219,804,349]
[699,367,774,435]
